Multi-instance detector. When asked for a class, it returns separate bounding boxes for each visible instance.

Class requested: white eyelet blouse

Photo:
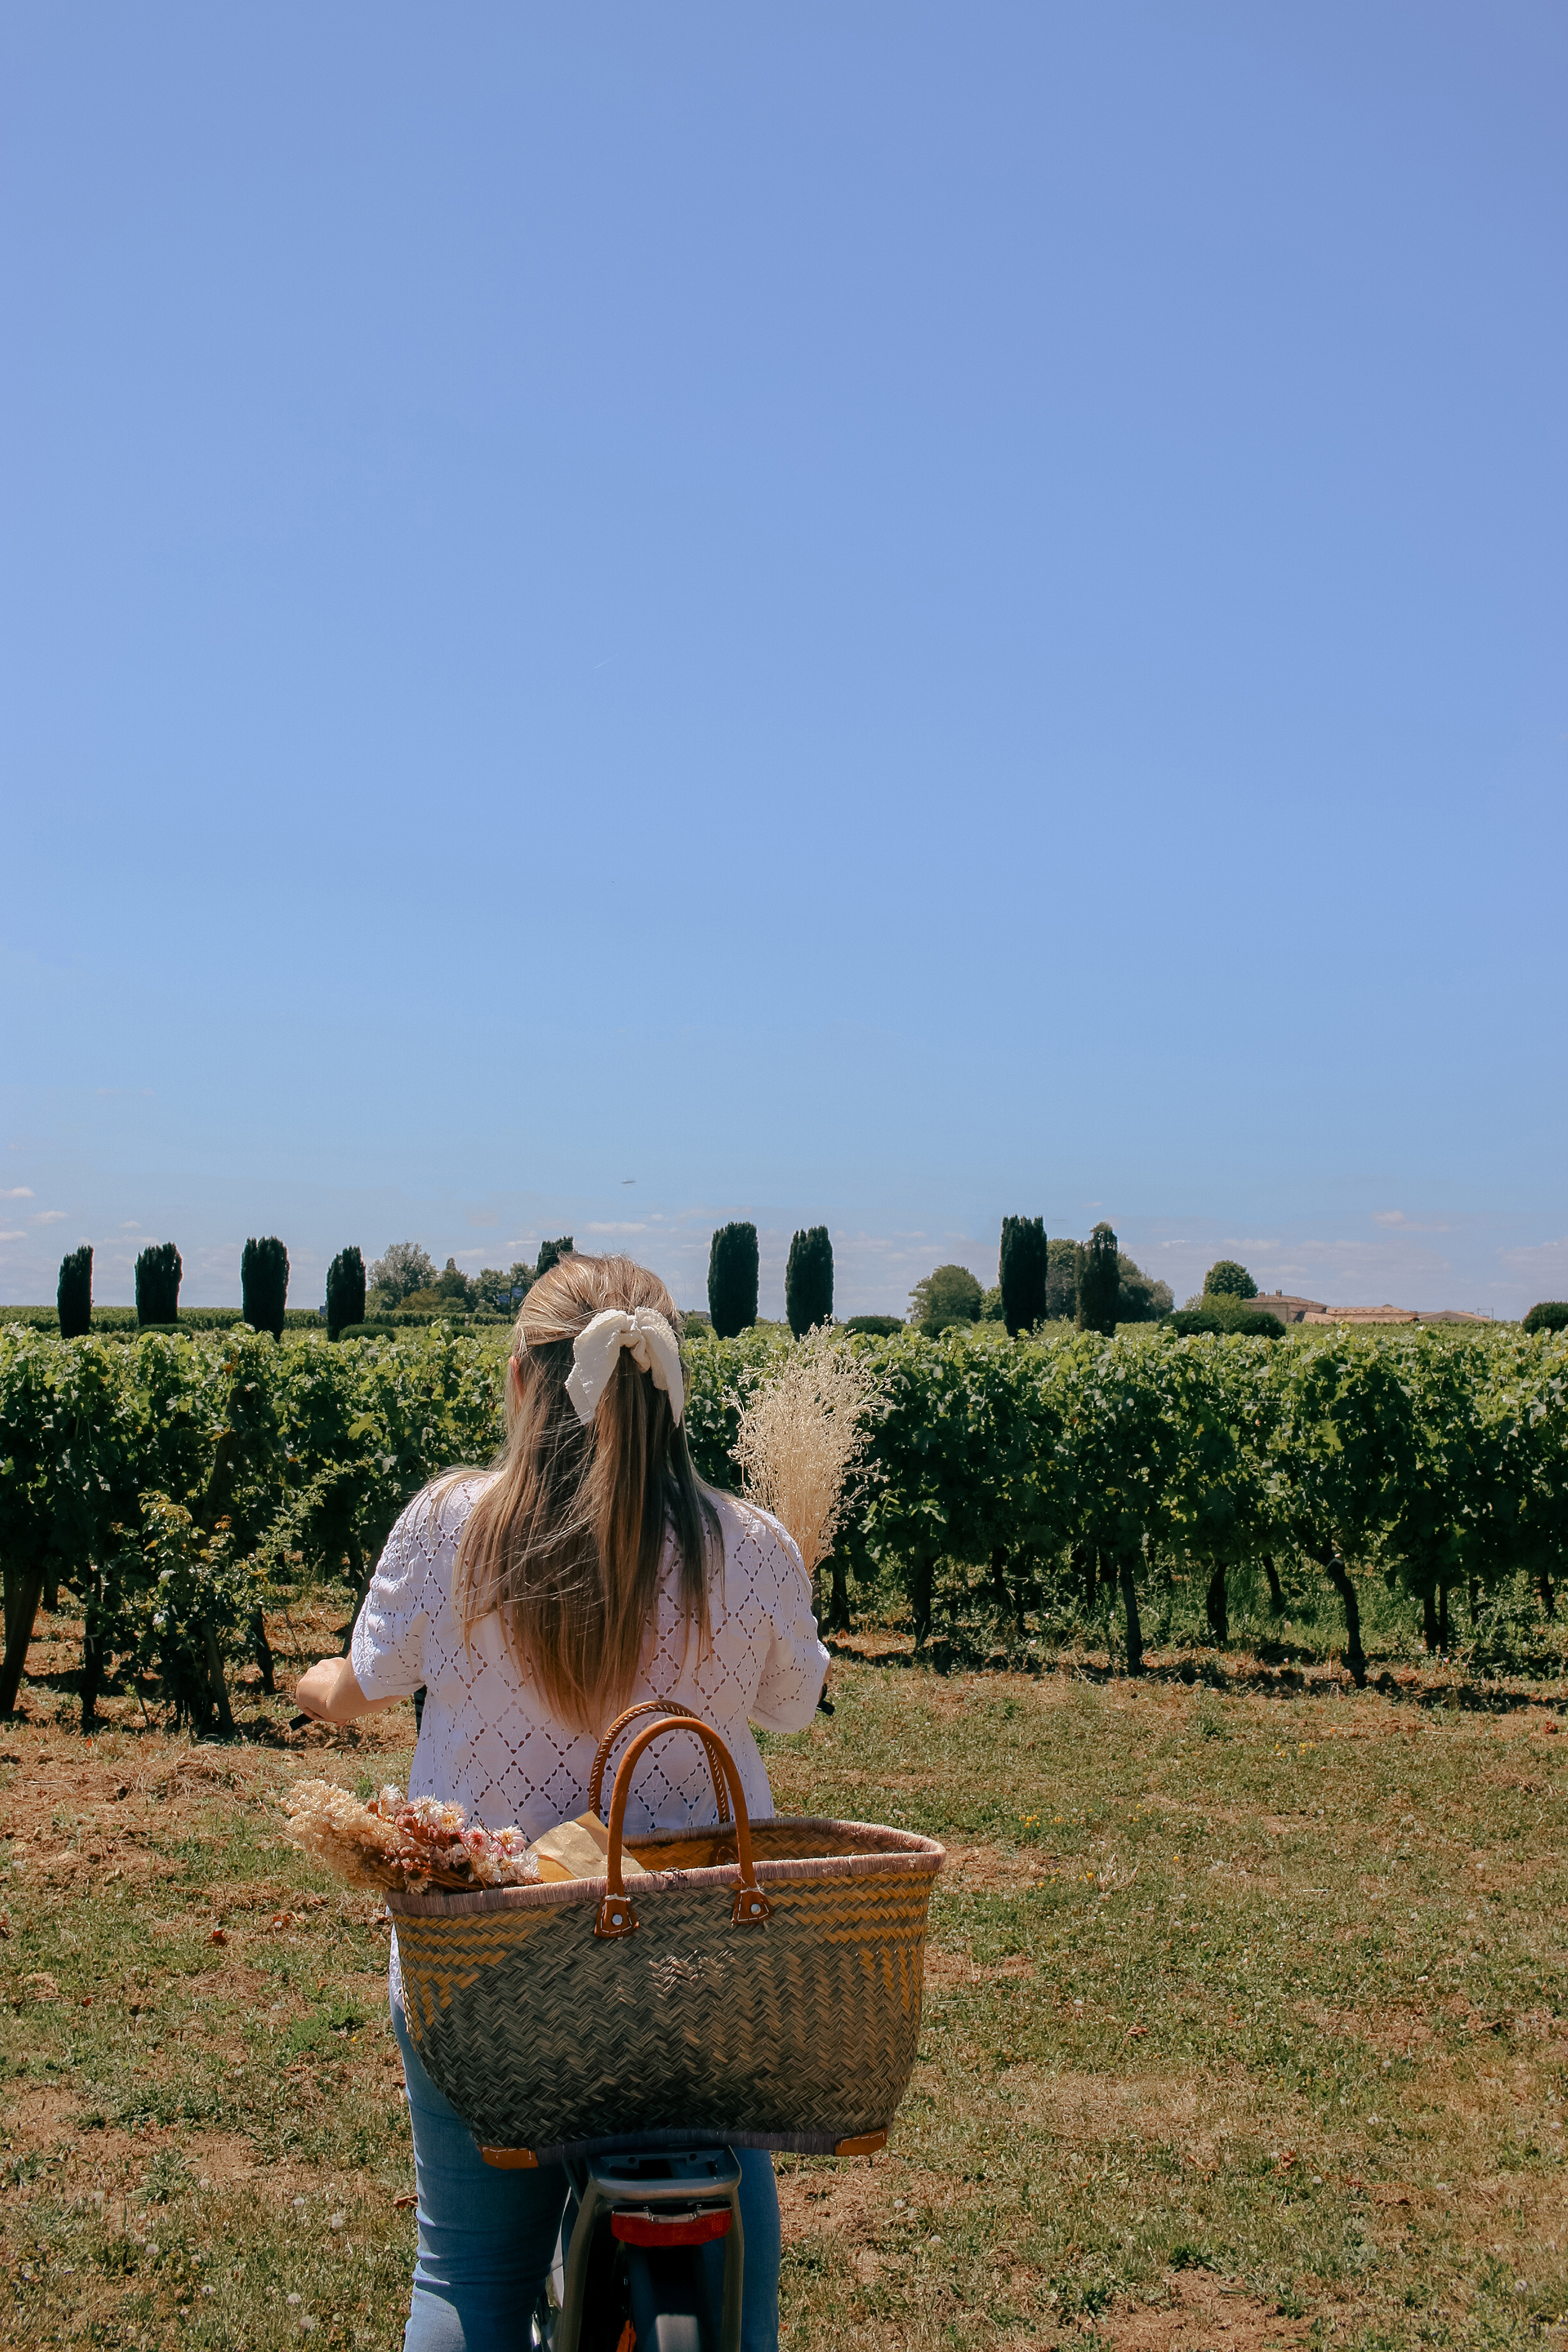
[349,1476,830,2009]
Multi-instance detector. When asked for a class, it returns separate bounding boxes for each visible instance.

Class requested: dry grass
[731,1326,880,1577]
[2,1595,1566,2350]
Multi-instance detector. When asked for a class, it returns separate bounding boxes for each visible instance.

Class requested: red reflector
[611,2208,731,2248]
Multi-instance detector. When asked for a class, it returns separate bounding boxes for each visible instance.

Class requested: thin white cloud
[0,1186,33,1200]
[32,1210,66,1224]
[0,1229,26,1243]
[584,1221,650,1236]
[1501,1237,1568,1275]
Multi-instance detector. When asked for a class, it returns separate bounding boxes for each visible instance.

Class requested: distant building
[1248,1290,1328,1324]
[1305,1304,1418,1326]
[1301,1304,1491,1327]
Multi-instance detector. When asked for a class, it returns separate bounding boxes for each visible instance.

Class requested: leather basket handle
[594,1715,772,1940]
[588,1701,731,1825]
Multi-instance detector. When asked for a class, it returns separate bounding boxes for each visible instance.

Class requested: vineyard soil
[1,1604,1565,2351]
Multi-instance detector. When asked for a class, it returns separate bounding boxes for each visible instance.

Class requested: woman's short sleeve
[748,1524,829,1734]
[350,1500,436,1700]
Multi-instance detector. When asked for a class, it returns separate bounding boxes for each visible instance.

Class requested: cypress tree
[1075,1221,1120,1338]
[708,1221,760,1340]
[998,1216,1047,1337]
[57,1243,93,1339]
[241,1236,290,1339]
[135,1241,182,1327]
[785,1225,833,1338]
[535,1236,575,1279]
[325,1245,366,1341]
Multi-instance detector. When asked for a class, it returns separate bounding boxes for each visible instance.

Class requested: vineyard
[2,1319,1566,1730]
[3,1320,1567,2350]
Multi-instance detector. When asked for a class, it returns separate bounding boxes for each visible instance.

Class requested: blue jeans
[392,1998,781,2351]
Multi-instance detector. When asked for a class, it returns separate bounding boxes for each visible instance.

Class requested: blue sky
[2,3,1564,1319]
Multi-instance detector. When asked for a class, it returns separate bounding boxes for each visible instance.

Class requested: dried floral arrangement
[731,1325,880,1579]
[283,1780,539,1895]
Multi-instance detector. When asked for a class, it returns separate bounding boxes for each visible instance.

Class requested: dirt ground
[2,1600,1566,2348]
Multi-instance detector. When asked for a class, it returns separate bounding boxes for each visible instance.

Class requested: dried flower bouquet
[731,1325,880,1577]
[283,1780,539,1895]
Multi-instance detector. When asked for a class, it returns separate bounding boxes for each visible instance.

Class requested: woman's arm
[749,1530,831,1733]
[294,1655,403,1726]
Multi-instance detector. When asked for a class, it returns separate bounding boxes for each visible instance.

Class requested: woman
[296,1253,829,2352]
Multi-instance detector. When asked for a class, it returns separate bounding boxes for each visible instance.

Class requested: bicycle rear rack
[546,2144,744,2352]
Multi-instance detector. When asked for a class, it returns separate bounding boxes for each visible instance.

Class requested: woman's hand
[293,1656,397,1726]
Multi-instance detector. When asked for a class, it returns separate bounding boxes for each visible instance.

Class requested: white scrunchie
[563,1307,685,1428]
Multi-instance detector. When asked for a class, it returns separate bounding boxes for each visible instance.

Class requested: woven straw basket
[388,1704,945,2169]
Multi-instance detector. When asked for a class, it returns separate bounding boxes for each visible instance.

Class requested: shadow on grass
[825,1628,1567,1718]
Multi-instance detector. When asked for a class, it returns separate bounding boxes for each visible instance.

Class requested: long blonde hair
[454,1252,720,1730]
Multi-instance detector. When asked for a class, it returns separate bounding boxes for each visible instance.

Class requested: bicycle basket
[387,1706,945,2168]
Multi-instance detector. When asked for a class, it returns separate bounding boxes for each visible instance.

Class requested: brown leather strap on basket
[587,1700,731,1825]
[595,1715,772,1940]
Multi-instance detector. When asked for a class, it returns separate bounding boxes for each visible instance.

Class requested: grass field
[2,1601,1565,2352]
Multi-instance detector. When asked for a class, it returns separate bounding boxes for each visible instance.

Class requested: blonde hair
[454,1252,720,1731]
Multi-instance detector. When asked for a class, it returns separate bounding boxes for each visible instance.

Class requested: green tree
[368,1242,436,1305]
[1203,1260,1258,1300]
[1075,1223,1120,1337]
[1116,1253,1174,1322]
[964,1339,1073,1636]
[909,1265,983,1337]
[475,1261,537,1310]
[708,1223,759,1340]
[785,1226,834,1338]
[135,1242,182,1327]
[57,1244,92,1340]
[1474,1328,1568,1624]
[0,1330,140,1719]
[1264,1332,1417,1687]
[535,1236,575,1279]
[856,1337,994,1646]
[434,1258,476,1310]
[241,1236,289,1339]
[325,1246,365,1341]
[1523,1301,1568,1334]
[999,1216,1047,1337]
[1190,1334,1288,1644]
[1049,1330,1245,1675]
[119,1497,263,1736]
[1046,1236,1079,1321]
[1376,1332,1486,1653]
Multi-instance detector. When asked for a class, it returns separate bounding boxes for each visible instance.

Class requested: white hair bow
[564,1307,685,1428]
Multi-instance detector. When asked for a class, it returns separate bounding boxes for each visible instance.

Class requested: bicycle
[530,2141,746,2352]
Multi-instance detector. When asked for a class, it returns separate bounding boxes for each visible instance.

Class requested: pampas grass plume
[731,1326,880,1579]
